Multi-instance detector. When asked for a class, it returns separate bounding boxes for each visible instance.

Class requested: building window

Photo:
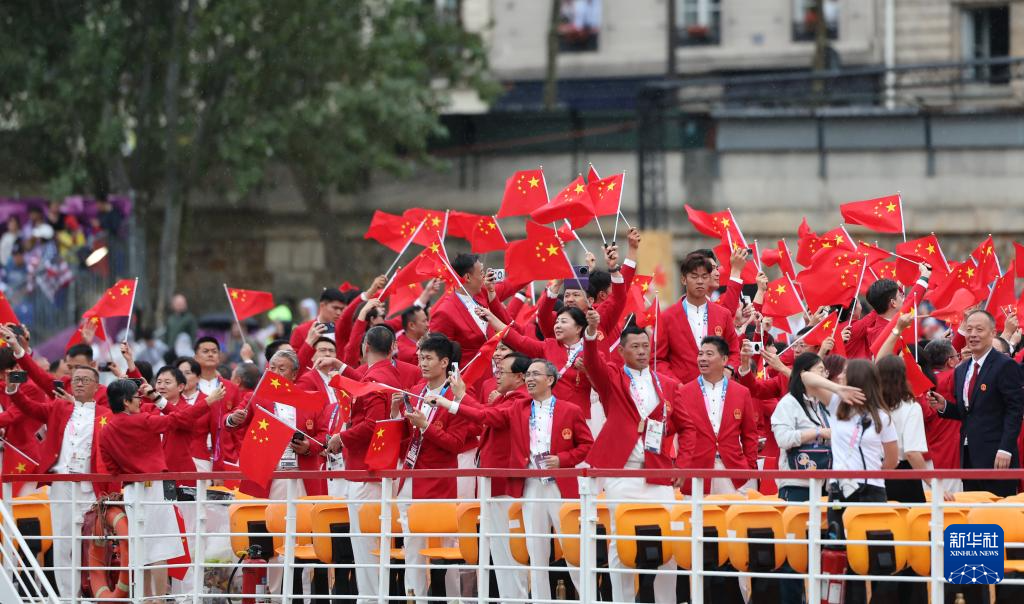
[962,5,1010,84]
[676,0,721,46]
[558,0,602,52]
[792,0,839,42]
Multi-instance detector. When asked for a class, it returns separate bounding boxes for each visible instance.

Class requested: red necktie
[967,362,981,409]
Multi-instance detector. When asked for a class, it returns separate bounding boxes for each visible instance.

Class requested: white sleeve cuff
[611,271,624,284]
[623,258,637,269]
[155,397,168,411]
[414,300,424,308]
[450,400,460,415]
[916,279,928,289]
[998,449,1012,458]
[730,276,743,284]
[515,292,527,302]
[12,347,25,360]
[584,330,599,341]
[360,292,369,302]
[546,288,558,299]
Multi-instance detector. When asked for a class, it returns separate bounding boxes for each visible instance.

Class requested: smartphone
[52,380,65,392]
[741,295,752,306]
[8,371,27,384]
[451,361,459,377]
[292,431,305,443]
[315,321,335,334]
[129,377,144,387]
[402,395,415,414]
[98,362,112,372]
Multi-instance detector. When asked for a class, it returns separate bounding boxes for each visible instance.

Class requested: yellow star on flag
[99,416,108,427]
[270,378,281,388]
[926,244,936,254]
[528,177,539,188]
[231,291,238,298]
[775,284,786,294]
[120,286,131,295]
[546,244,559,256]
[376,428,385,438]
[430,217,441,227]
[429,242,440,254]
[885,202,897,213]
[15,463,26,473]
[258,418,270,430]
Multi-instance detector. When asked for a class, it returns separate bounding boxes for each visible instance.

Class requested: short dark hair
[619,325,649,345]
[530,358,559,386]
[320,288,345,303]
[313,337,336,350]
[505,352,532,374]
[107,379,139,414]
[680,252,714,276]
[364,325,396,356]
[265,339,290,363]
[66,344,93,361]
[174,356,201,376]
[364,303,384,323]
[135,361,154,384]
[234,363,261,390]
[700,335,730,357]
[965,309,996,328]
[866,279,900,315]
[557,306,588,329]
[194,336,221,352]
[693,248,718,264]
[401,306,427,330]
[72,364,100,381]
[340,290,361,304]
[451,253,480,279]
[47,357,63,373]
[156,366,187,385]
[419,332,461,367]
[587,270,612,299]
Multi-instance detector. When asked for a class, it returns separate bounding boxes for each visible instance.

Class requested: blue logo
[944,524,1003,584]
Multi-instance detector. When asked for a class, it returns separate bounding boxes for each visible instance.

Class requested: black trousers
[962,447,1019,497]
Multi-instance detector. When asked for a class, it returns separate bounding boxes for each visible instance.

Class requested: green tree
[0,0,494,326]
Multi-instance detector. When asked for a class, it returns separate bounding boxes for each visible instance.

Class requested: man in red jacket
[396,306,429,364]
[845,265,930,358]
[6,365,114,599]
[0,346,45,496]
[391,333,478,598]
[288,287,349,349]
[656,252,741,384]
[584,317,683,604]
[435,358,593,602]
[677,336,758,495]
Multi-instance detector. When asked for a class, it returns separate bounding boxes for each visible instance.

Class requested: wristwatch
[608,266,621,273]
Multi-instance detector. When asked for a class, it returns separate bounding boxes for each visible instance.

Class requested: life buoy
[86,505,130,603]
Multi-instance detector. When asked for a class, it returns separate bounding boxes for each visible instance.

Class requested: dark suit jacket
[939,349,1024,470]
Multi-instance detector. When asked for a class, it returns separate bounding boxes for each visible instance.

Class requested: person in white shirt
[877,355,929,502]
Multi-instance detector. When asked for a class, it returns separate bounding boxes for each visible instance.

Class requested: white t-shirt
[826,394,897,496]
[888,401,928,461]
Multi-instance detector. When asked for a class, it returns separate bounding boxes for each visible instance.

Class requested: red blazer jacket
[655,298,741,385]
[502,329,592,418]
[11,389,116,496]
[457,396,593,499]
[583,337,682,485]
[676,377,758,494]
[340,360,402,476]
[0,380,46,469]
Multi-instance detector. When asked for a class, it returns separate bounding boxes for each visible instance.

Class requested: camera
[8,371,28,384]
[129,377,145,387]
[488,268,506,282]
[751,341,763,354]
[8,325,24,337]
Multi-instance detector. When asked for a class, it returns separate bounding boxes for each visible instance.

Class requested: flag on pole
[839,194,904,234]
[251,371,330,413]
[497,169,548,218]
[87,279,137,318]
[225,287,275,321]
[238,406,294,487]
[364,419,404,470]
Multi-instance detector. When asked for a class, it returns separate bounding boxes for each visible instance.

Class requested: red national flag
[531,175,594,228]
[930,289,977,325]
[796,248,866,310]
[869,299,917,357]
[497,169,548,218]
[446,211,508,253]
[226,287,275,321]
[969,235,1000,286]
[839,194,904,234]
[618,276,654,326]
[652,265,667,288]
[895,234,950,275]
[684,204,744,244]
[338,281,358,293]
[1,441,38,478]
[87,279,136,318]
[586,173,624,216]
[328,374,392,400]
[856,241,893,267]
[1014,241,1024,279]
[166,507,191,580]
[403,208,446,246]
[364,211,421,252]
[460,324,511,387]
[986,271,1016,330]
[252,371,330,413]
[714,238,758,284]
[389,282,423,314]
[67,315,106,351]
[761,239,797,281]
[0,291,18,324]
[364,419,404,471]
[797,224,856,266]
[505,221,575,284]
[926,260,986,309]
[515,302,539,326]
[803,311,841,347]
[586,164,601,183]
[238,406,294,487]
[796,218,819,266]
[633,289,659,328]
[901,347,934,398]
[762,276,804,319]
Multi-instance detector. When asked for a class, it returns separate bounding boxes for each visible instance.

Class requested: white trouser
[49,480,96,599]
[123,481,185,566]
[522,478,579,600]
[603,476,677,604]
[396,479,459,598]
[266,479,308,595]
[170,457,212,597]
[347,480,383,604]
[482,495,529,600]
[710,458,755,495]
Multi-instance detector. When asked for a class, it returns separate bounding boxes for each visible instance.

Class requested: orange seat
[9,496,53,566]
[613,504,672,569]
[406,502,462,561]
[954,491,999,503]
[967,504,1024,573]
[229,502,272,559]
[455,503,481,565]
[265,498,327,561]
[558,502,611,567]
[842,506,909,576]
[780,503,827,574]
[724,504,786,572]
[359,503,405,560]
[669,503,728,569]
[906,506,968,577]
[507,503,530,565]
[311,500,351,565]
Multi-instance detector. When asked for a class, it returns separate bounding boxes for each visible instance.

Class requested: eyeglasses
[71,377,97,385]
[523,371,551,378]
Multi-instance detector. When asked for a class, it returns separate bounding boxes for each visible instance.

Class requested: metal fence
[3,467,1024,603]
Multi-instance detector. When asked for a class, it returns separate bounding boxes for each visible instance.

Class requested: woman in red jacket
[474,304,595,419]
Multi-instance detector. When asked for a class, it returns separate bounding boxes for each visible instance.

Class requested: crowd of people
[1,225,1022,604]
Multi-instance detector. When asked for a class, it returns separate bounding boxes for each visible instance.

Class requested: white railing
[0,497,60,603]
[4,467,1024,603]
